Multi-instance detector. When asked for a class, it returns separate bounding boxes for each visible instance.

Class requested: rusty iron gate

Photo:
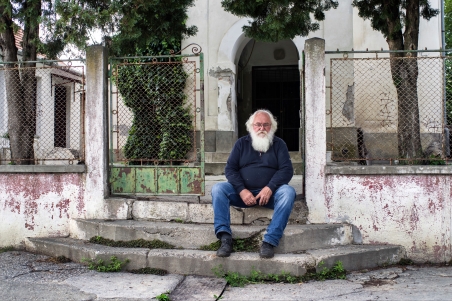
[109,44,205,195]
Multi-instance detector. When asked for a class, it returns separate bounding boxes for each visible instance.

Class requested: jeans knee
[211,182,231,197]
[278,185,296,204]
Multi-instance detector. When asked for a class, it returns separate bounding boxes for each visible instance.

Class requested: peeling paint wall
[0,174,85,246]
[324,174,452,262]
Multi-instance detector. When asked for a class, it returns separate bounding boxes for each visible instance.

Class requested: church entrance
[252,65,300,151]
[236,39,300,151]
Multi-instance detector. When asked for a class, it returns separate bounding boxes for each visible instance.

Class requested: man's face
[252,113,272,138]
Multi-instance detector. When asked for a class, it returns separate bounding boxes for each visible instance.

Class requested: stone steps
[71,219,355,253]
[25,237,403,277]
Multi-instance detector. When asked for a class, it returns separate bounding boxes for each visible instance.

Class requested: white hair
[245,109,278,135]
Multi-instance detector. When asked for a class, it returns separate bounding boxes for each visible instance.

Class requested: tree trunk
[0,1,40,165]
[391,58,423,159]
[386,0,423,160]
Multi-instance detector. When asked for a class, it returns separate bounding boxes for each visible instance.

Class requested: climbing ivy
[115,61,193,164]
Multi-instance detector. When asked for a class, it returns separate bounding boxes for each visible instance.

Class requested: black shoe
[217,233,233,257]
[259,242,275,258]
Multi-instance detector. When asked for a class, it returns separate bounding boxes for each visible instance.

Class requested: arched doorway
[236,39,300,151]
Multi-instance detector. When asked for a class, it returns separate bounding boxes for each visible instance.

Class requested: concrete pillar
[304,38,327,223]
[84,46,109,216]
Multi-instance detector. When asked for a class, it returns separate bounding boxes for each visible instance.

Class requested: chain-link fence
[328,53,447,165]
[110,56,200,165]
[0,61,85,165]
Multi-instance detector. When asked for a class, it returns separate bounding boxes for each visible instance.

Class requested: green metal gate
[109,44,205,195]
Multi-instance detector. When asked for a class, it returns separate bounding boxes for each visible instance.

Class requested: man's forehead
[254,113,270,121]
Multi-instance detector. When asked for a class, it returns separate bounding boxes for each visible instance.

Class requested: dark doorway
[252,65,300,151]
[54,85,67,148]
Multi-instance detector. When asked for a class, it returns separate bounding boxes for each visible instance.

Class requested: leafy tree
[0,0,196,164]
[116,63,193,164]
[352,1,438,160]
[445,0,452,50]
[445,0,452,124]
[222,0,439,160]
[221,0,338,42]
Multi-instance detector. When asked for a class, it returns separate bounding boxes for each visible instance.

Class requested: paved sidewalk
[1,250,452,300]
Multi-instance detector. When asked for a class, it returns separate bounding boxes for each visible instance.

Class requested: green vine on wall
[115,61,193,164]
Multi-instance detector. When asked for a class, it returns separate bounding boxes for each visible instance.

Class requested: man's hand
[256,186,272,206]
[239,189,257,206]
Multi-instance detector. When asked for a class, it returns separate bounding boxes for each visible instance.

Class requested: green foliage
[156,292,171,301]
[315,261,346,281]
[89,236,175,249]
[110,1,197,56]
[427,154,446,165]
[82,256,129,272]
[1,0,197,60]
[0,246,14,253]
[221,0,338,42]
[115,62,193,164]
[446,0,452,50]
[212,261,346,287]
[1,133,9,139]
[351,0,438,44]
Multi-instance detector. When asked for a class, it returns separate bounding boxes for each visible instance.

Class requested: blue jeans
[211,182,296,247]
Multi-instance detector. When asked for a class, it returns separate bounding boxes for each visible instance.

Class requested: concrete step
[102,195,308,225]
[72,220,355,253]
[25,237,404,277]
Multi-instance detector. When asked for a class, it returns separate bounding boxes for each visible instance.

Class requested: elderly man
[211,109,295,258]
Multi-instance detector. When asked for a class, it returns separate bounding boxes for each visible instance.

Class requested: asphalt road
[1,250,452,301]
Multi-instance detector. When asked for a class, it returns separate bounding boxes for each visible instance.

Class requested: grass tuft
[0,246,15,254]
[212,261,347,287]
[82,256,129,272]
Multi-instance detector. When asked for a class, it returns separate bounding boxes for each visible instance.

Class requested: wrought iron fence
[110,52,201,166]
[0,61,85,165]
[328,52,448,165]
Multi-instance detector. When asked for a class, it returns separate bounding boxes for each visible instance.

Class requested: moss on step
[129,267,168,275]
[89,236,175,249]
[199,235,260,252]
[213,261,347,287]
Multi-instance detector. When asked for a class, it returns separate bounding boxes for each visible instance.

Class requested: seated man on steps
[211,109,295,259]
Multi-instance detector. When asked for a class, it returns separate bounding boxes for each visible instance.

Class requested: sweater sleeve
[266,140,294,192]
[225,139,246,193]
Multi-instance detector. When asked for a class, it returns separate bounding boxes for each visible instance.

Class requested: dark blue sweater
[225,135,294,193]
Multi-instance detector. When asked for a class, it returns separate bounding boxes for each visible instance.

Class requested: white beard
[250,130,274,153]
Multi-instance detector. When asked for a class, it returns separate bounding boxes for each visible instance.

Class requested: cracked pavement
[2,250,452,300]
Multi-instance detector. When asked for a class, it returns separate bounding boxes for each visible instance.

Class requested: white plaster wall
[184,0,242,130]
[38,70,54,157]
[324,174,452,262]
[185,0,442,134]
[0,174,85,246]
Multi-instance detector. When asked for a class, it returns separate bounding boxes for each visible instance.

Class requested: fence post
[304,38,327,223]
[84,46,109,212]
